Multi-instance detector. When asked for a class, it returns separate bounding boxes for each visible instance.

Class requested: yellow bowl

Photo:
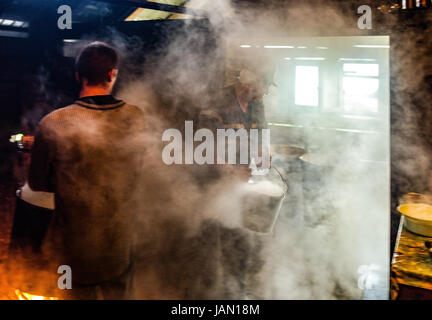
[397,203,432,237]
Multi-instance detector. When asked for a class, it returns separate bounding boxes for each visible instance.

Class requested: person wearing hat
[199,60,275,133]
[188,58,276,299]
[196,57,276,182]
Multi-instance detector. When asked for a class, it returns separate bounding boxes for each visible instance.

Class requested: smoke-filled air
[109,0,390,299]
[2,0,393,300]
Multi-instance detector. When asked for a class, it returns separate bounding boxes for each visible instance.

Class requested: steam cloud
[113,0,390,299]
[2,0,398,300]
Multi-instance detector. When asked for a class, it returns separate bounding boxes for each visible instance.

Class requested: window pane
[343,63,379,77]
[295,66,319,106]
[343,97,378,113]
[343,77,379,96]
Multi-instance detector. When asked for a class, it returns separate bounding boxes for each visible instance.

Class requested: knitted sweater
[28,96,146,284]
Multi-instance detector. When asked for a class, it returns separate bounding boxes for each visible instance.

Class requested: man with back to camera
[28,41,146,299]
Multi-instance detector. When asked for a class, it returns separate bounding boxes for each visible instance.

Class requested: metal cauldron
[9,183,54,253]
[8,134,55,253]
[242,167,288,233]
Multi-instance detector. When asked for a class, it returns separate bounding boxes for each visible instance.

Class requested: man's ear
[107,69,118,83]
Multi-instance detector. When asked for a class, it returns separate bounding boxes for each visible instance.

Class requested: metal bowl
[270,144,305,162]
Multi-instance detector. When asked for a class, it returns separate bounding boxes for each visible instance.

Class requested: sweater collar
[75,95,125,110]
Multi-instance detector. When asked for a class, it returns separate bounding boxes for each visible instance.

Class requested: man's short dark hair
[76,41,118,86]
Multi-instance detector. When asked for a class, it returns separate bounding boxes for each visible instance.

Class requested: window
[342,63,379,114]
[295,66,319,107]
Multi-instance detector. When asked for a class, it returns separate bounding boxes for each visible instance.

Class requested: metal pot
[242,167,287,233]
[19,183,54,210]
[9,183,54,253]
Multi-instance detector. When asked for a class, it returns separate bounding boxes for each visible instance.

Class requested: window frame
[290,60,324,113]
[338,61,384,116]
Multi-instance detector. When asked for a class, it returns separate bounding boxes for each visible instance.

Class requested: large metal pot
[18,183,54,210]
[9,134,55,253]
[242,167,287,233]
[9,183,54,253]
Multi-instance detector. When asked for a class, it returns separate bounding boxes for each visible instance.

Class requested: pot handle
[272,165,288,194]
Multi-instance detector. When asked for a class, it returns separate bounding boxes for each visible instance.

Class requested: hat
[225,50,277,87]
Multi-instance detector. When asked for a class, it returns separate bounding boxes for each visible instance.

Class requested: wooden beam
[93,0,207,17]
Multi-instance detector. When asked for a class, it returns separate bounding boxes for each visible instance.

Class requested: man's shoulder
[38,104,80,127]
[38,102,144,133]
[41,102,143,120]
[121,103,146,128]
[122,103,144,116]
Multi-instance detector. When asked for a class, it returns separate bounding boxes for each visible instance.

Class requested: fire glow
[14,289,58,300]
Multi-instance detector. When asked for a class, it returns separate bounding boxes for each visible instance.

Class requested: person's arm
[28,122,54,192]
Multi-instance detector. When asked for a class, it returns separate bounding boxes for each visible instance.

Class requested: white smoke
[111,1,391,300]
[2,0,399,300]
